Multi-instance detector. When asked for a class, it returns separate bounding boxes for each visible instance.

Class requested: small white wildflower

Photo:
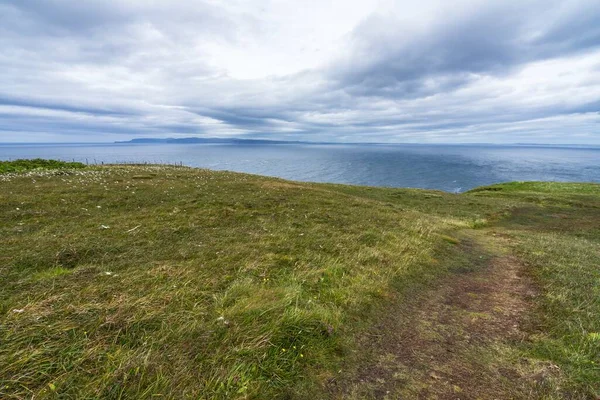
[12,309,24,313]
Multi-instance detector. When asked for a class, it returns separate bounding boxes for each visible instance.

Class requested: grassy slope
[0,165,598,399]
[471,182,600,397]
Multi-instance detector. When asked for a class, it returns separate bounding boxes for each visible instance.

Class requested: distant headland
[115,137,307,145]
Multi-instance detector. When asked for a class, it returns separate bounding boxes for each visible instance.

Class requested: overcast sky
[1,0,599,143]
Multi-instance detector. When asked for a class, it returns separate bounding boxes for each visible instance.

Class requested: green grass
[1,165,598,398]
[0,159,86,174]
[514,231,600,396]
[476,182,600,398]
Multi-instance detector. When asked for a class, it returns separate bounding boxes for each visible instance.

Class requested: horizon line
[1,140,600,147]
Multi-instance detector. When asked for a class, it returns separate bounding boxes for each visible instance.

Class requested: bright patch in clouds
[0,0,599,143]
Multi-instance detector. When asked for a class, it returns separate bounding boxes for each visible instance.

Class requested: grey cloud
[334,0,600,99]
[532,2,600,54]
[2,0,132,33]
[2,0,240,38]
[0,0,599,143]
[0,96,138,118]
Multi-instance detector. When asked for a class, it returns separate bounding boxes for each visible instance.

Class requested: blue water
[1,143,599,192]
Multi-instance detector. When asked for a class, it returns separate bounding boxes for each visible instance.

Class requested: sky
[1,0,599,144]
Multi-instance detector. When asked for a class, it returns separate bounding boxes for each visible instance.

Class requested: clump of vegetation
[0,158,85,174]
[0,162,598,399]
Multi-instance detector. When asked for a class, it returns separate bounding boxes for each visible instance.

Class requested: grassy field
[0,159,85,174]
[0,163,598,399]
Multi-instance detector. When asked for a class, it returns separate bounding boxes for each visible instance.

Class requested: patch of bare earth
[334,240,540,399]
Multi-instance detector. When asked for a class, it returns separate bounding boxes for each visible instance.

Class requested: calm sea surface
[1,143,599,192]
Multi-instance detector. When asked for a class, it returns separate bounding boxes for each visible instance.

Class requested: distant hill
[115,137,306,145]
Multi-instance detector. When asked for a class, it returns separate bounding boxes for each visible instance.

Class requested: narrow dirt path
[335,232,540,399]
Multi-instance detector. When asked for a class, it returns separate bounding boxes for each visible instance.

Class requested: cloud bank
[1,0,599,143]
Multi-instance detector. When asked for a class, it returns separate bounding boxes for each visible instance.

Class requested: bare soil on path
[334,231,546,399]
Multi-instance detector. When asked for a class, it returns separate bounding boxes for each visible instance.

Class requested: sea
[1,142,599,193]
